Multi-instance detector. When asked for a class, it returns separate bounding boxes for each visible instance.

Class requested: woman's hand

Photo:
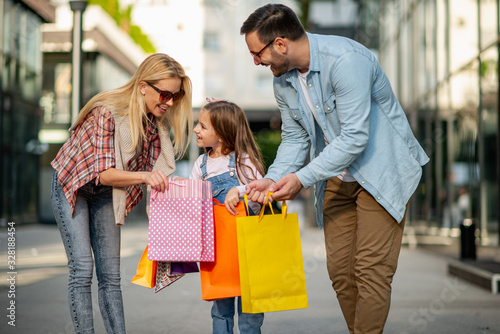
[143,170,170,192]
[225,187,241,215]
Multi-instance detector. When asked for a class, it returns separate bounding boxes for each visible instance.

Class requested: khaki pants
[323,177,407,334]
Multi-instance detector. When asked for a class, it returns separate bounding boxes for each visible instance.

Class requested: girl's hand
[144,170,169,192]
[225,187,241,215]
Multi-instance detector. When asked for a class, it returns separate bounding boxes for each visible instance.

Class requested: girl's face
[194,109,222,153]
[140,77,182,117]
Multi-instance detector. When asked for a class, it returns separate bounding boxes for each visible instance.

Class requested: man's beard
[269,49,290,77]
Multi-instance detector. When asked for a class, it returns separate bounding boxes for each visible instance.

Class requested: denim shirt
[266,33,429,228]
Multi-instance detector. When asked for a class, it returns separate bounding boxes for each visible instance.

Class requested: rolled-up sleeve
[94,108,116,184]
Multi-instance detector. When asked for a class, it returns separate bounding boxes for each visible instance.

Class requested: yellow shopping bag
[236,193,308,313]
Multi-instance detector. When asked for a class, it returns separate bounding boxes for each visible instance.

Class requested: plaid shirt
[52,106,160,216]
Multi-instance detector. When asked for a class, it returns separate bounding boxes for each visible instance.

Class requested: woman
[51,53,192,334]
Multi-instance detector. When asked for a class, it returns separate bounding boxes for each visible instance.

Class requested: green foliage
[130,25,156,54]
[88,0,156,53]
[481,59,497,79]
[255,130,282,171]
[292,0,312,30]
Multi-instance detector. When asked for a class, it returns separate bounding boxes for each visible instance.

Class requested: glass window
[25,11,40,72]
[3,0,11,54]
[425,0,437,91]
[399,20,410,106]
[436,82,450,227]
[415,1,427,100]
[449,0,478,73]
[436,0,448,82]
[480,0,497,49]
[450,64,479,112]
[23,12,41,101]
[480,46,498,228]
[449,62,480,224]
[53,63,72,124]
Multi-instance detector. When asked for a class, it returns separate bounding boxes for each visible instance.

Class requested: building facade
[374,0,499,245]
[38,3,146,222]
[0,0,55,225]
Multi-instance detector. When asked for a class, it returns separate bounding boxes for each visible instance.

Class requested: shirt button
[361,181,365,184]
[324,127,327,130]
[294,115,297,119]
[308,83,312,87]
[230,172,234,177]
[377,196,381,200]
[327,107,331,111]
[316,106,319,109]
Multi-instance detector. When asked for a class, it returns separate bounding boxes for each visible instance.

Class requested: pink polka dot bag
[148,179,215,262]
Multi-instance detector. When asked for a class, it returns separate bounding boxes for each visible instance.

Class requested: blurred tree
[88,0,156,53]
[292,0,312,30]
[255,131,282,171]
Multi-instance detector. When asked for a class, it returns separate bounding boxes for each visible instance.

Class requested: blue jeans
[212,297,264,334]
[51,171,126,334]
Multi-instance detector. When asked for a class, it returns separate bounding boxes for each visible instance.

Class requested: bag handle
[258,192,275,221]
[151,180,186,200]
[244,191,287,221]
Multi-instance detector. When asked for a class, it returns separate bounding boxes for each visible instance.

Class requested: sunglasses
[250,36,285,61]
[146,81,185,103]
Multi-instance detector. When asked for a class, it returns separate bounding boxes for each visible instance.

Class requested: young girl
[51,53,192,333]
[189,99,265,334]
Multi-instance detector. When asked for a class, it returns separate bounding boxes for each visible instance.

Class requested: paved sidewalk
[0,222,499,334]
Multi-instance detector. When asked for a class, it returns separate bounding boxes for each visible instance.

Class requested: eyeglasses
[146,81,185,103]
[250,36,284,61]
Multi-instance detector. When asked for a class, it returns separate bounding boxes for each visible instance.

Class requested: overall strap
[228,152,236,169]
[200,153,209,180]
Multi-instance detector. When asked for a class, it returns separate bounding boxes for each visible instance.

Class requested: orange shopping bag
[200,200,247,301]
[131,246,157,289]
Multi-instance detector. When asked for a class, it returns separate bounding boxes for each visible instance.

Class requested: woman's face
[140,77,182,117]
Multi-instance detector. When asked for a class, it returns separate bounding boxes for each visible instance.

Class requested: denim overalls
[201,152,263,334]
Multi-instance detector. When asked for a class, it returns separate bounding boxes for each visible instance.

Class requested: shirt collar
[285,33,319,83]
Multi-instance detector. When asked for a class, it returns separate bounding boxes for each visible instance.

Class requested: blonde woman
[50,53,192,334]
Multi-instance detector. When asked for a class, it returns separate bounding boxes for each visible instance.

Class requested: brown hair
[240,3,306,43]
[202,100,265,182]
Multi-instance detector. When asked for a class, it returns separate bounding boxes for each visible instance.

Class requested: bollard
[459,219,476,260]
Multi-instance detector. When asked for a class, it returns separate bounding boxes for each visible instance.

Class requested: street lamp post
[69,1,87,124]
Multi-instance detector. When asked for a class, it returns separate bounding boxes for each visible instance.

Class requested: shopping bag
[200,200,247,301]
[155,262,185,293]
[148,179,214,262]
[131,246,157,289]
[171,262,199,275]
[236,193,308,313]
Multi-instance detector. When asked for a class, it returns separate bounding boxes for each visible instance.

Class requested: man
[241,4,429,334]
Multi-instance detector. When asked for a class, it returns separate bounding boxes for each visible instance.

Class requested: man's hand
[269,173,303,201]
[245,178,275,204]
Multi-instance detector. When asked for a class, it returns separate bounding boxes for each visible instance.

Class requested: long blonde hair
[70,53,193,159]
[203,101,266,181]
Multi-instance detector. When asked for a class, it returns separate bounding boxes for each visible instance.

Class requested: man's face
[245,31,290,77]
